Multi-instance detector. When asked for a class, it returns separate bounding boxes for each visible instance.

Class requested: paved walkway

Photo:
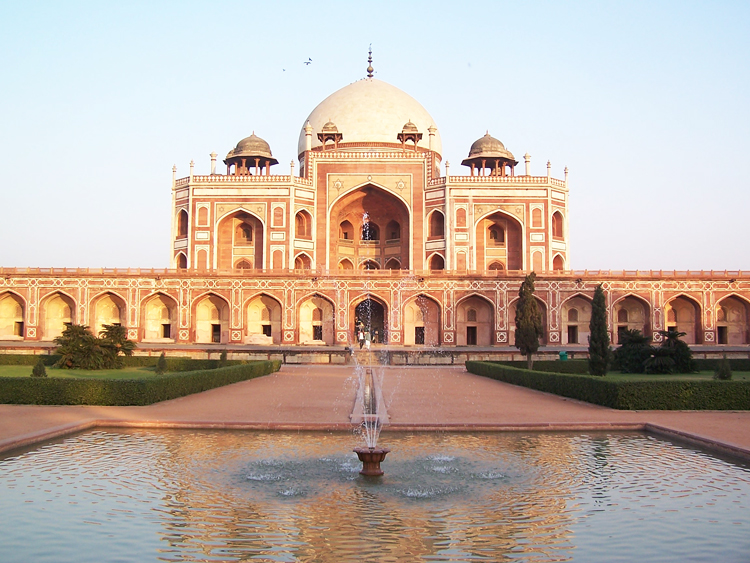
[1,365,749,460]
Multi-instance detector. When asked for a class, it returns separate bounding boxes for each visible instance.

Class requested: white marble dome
[298,78,442,157]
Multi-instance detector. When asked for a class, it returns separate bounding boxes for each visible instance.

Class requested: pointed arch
[403,294,441,346]
[612,294,651,343]
[176,252,187,269]
[176,209,188,238]
[89,291,127,335]
[297,293,335,345]
[193,292,230,344]
[215,209,265,270]
[551,211,564,239]
[429,253,445,271]
[664,294,702,344]
[244,292,283,344]
[295,209,313,240]
[475,209,524,271]
[552,254,564,271]
[384,258,401,270]
[456,293,495,346]
[560,293,593,345]
[338,258,354,270]
[40,291,76,340]
[715,294,750,344]
[428,210,445,239]
[294,253,312,270]
[0,291,25,339]
[141,292,178,341]
[361,259,380,270]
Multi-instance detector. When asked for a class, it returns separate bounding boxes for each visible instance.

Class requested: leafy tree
[515,272,544,369]
[714,354,732,380]
[54,323,135,370]
[644,347,676,374]
[155,351,167,375]
[218,349,228,368]
[31,358,47,378]
[588,284,611,376]
[612,329,652,373]
[658,328,696,373]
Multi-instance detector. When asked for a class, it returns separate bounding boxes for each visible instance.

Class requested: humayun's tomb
[1,57,749,362]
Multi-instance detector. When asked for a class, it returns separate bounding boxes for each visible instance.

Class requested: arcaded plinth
[353,447,390,476]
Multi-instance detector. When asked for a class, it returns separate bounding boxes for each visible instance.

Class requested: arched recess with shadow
[216,210,264,270]
[455,294,494,346]
[552,254,565,271]
[352,294,388,345]
[40,291,75,340]
[716,295,750,344]
[294,253,312,270]
[560,294,592,345]
[428,253,445,271]
[295,209,313,240]
[193,293,230,344]
[664,295,702,344]
[0,292,25,339]
[142,293,178,341]
[329,184,410,270]
[175,252,188,269]
[245,293,283,344]
[403,294,441,346]
[338,258,354,270]
[613,294,651,344]
[476,210,523,270]
[298,293,335,345]
[89,292,127,335]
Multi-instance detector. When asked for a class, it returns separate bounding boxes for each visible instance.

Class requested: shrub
[54,323,136,369]
[612,329,652,374]
[155,352,167,375]
[658,329,696,373]
[30,358,47,378]
[218,349,228,368]
[0,360,281,406]
[714,354,733,380]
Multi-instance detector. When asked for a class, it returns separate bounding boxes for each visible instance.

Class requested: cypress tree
[31,358,47,378]
[155,351,167,375]
[515,272,543,369]
[588,284,611,376]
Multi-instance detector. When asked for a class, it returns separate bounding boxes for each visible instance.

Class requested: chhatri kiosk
[0,56,748,358]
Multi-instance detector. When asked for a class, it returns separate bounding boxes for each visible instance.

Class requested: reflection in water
[0,431,749,562]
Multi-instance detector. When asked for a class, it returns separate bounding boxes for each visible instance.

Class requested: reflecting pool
[0,430,748,562]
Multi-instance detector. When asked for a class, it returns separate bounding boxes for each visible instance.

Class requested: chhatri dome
[297,54,442,157]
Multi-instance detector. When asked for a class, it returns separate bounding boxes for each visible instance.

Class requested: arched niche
[429,253,445,271]
[245,294,282,344]
[299,294,335,345]
[384,258,401,270]
[0,292,25,339]
[353,296,388,345]
[90,292,126,336]
[403,295,440,346]
[216,211,264,270]
[613,295,650,344]
[40,292,75,340]
[551,211,564,239]
[428,210,445,239]
[294,253,312,270]
[552,254,564,271]
[361,259,380,270]
[177,209,188,238]
[456,295,494,346]
[664,295,702,344]
[176,252,187,269]
[329,185,410,270]
[142,293,177,341]
[716,295,750,344]
[295,210,313,240]
[338,258,354,270]
[476,211,523,271]
[194,294,229,344]
[561,295,592,345]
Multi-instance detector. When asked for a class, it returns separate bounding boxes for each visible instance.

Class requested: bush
[218,349,228,368]
[714,355,733,380]
[155,352,167,375]
[466,361,750,410]
[0,361,281,406]
[612,329,652,373]
[54,324,135,370]
[30,359,47,378]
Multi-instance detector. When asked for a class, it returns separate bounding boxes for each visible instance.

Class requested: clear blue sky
[1,1,748,270]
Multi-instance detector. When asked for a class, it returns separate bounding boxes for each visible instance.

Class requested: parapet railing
[429,175,567,188]
[1,267,748,280]
[174,175,314,188]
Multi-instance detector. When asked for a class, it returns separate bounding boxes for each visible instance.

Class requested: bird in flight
[304,58,312,65]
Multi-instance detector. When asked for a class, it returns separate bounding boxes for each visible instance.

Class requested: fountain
[352,367,390,475]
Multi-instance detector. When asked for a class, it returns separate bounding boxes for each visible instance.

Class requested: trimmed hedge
[496,360,591,374]
[466,361,750,410]
[0,354,246,372]
[0,360,281,406]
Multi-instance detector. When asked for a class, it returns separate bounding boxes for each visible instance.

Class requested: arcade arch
[90,292,126,335]
[561,295,592,345]
[295,210,313,240]
[142,293,177,341]
[664,295,702,344]
[217,211,264,270]
[716,296,749,344]
[194,294,229,343]
[246,294,282,344]
[0,292,24,339]
[40,292,74,340]
[353,295,388,345]
[456,295,494,346]
[403,295,440,346]
[299,294,334,344]
[613,295,650,343]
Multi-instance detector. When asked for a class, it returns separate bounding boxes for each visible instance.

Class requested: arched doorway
[0,293,24,339]
[142,293,177,341]
[41,292,74,340]
[298,295,334,345]
[246,294,282,344]
[561,295,592,345]
[355,298,387,345]
[194,294,229,343]
[476,211,523,270]
[613,295,650,343]
[403,295,440,346]
[716,296,749,344]
[456,295,494,345]
[90,292,126,335]
[665,295,702,344]
[216,211,264,270]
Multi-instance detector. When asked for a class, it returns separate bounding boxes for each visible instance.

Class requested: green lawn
[0,365,158,379]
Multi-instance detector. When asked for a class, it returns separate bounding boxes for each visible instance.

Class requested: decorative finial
[367,45,374,78]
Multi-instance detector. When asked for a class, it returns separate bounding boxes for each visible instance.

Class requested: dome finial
[367,44,374,78]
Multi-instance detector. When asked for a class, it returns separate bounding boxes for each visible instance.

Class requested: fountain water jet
[351,365,390,475]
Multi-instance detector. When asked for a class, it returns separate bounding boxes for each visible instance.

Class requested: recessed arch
[612,294,651,343]
[295,209,313,240]
[89,291,127,335]
[176,252,187,269]
[361,259,380,270]
[403,294,441,346]
[429,253,445,271]
[552,254,564,271]
[560,294,593,345]
[245,293,283,344]
[716,294,750,344]
[40,291,76,340]
[551,211,564,239]
[141,292,177,341]
[488,261,504,271]
[0,291,25,339]
[428,210,445,239]
[351,293,389,345]
[338,258,354,270]
[456,293,495,346]
[294,253,313,270]
[384,258,401,270]
[235,259,252,270]
[298,293,335,345]
[476,209,524,271]
[216,209,264,270]
[664,294,702,344]
[193,292,230,344]
[176,209,188,238]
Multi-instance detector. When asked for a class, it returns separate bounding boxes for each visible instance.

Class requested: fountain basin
[353,446,390,476]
